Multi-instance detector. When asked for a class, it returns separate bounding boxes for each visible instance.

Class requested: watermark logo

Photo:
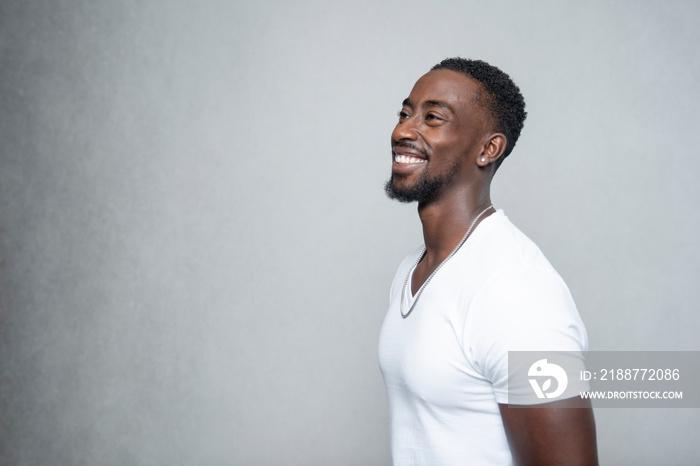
[510,351,698,408]
[528,359,568,399]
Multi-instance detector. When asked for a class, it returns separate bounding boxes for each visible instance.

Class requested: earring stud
[481,157,486,162]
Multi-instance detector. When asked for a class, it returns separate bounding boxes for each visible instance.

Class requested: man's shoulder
[465,212,581,329]
[465,210,557,276]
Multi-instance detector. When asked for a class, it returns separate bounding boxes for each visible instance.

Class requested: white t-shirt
[378,210,588,466]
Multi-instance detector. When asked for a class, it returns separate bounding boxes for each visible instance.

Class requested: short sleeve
[463,266,588,404]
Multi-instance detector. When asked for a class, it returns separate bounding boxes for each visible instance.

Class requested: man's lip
[392,149,428,174]
[392,148,427,160]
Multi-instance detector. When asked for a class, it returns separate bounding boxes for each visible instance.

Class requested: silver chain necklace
[400,205,494,318]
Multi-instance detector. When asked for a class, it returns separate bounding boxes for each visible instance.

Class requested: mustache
[392,141,429,159]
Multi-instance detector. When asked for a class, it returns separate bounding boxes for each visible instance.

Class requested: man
[378,58,598,465]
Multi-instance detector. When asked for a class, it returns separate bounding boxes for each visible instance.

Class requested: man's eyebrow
[423,100,454,113]
[401,98,454,114]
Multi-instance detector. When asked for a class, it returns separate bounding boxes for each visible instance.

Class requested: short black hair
[431,57,527,165]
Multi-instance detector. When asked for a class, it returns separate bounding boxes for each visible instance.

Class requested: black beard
[384,156,463,204]
[384,171,444,204]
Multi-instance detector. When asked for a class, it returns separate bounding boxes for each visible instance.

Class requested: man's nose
[392,119,418,142]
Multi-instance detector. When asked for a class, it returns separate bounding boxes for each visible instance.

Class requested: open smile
[394,154,427,164]
[392,150,427,176]
[392,144,428,165]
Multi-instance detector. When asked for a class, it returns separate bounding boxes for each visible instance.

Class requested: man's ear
[477,133,507,167]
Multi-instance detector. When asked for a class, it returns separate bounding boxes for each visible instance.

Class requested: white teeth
[394,154,426,164]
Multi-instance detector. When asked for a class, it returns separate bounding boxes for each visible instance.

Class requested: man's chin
[385,185,416,203]
[384,176,442,204]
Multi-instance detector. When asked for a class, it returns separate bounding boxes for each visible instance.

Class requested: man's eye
[398,111,409,119]
[426,114,442,121]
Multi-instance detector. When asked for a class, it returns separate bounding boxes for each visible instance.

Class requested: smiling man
[378,58,598,465]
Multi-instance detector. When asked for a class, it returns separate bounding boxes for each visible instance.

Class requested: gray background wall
[1,0,698,464]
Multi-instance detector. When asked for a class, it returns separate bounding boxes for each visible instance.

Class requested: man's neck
[417,190,494,270]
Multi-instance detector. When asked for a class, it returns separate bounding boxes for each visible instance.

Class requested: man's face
[385,69,488,204]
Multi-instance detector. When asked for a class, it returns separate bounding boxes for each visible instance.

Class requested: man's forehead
[407,69,483,110]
